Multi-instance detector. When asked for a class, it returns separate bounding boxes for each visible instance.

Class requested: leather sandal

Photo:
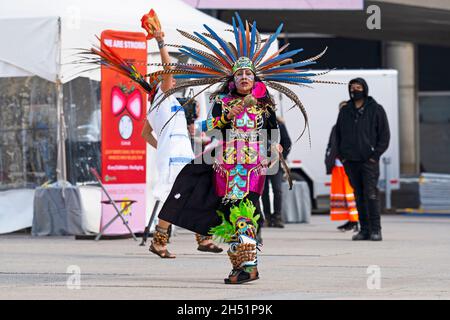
[224,268,259,284]
[149,226,176,258]
[149,242,176,259]
[195,234,223,253]
[197,242,223,253]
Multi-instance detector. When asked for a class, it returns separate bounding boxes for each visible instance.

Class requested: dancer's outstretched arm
[154,30,173,94]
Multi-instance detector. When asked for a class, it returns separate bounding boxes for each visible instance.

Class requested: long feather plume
[76,41,156,93]
[150,78,224,114]
[266,81,311,144]
[157,81,222,135]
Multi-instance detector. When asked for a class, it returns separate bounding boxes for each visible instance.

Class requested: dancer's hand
[154,30,164,42]
[270,143,283,155]
[226,105,244,120]
[275,143,283,154]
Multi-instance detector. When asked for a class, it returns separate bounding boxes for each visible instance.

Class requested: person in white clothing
[141,29,223,258]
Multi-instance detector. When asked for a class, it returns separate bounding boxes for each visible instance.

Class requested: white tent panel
[0,17,59,82]
[0,189,35,234]
[78,185,101,233]
[0,61,33,78]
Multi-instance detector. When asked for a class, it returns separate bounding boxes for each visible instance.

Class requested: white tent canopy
[0,0,278,83]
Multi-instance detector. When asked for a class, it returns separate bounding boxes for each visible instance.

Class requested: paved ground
[1,215,450,300]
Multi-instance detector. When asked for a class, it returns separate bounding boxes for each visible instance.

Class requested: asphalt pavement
[1,215,449,300]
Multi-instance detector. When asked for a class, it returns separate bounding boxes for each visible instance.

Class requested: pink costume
[206,92,276,203]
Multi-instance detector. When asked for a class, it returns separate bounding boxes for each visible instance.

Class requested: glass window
[0,77,58,190]
[419,93,450,173]
[63,77,101,184]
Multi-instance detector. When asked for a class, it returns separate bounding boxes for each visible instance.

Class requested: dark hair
[209,78,232,101]
[339,101,347,109]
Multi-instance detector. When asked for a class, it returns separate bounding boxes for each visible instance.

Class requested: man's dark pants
[343,160,382,234]
[261,168,283,221]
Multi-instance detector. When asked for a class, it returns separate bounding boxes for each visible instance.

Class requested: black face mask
[350,90,365,101]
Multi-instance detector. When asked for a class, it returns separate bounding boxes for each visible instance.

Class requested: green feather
[209,210,234,243]
[208,199,260,242]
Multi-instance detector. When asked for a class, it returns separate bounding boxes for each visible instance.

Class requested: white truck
[278,70,400,207]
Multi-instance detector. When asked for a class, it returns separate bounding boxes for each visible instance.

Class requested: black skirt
[158,163,221,236]
[158,162,263,236]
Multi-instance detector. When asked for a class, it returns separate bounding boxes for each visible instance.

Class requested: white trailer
[279,70,400,204]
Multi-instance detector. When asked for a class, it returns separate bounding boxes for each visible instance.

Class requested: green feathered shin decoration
[208,199,260,243]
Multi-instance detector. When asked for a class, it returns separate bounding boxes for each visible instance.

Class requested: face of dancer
[234,69,255,95]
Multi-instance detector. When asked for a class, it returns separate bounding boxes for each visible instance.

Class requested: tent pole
[55,17,67,181]
[56,81,67,181]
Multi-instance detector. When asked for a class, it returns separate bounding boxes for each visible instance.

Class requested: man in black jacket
[335,78,390,241]
[262,117,292,228]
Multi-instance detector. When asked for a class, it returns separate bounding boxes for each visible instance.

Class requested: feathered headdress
[77,11,340,140]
